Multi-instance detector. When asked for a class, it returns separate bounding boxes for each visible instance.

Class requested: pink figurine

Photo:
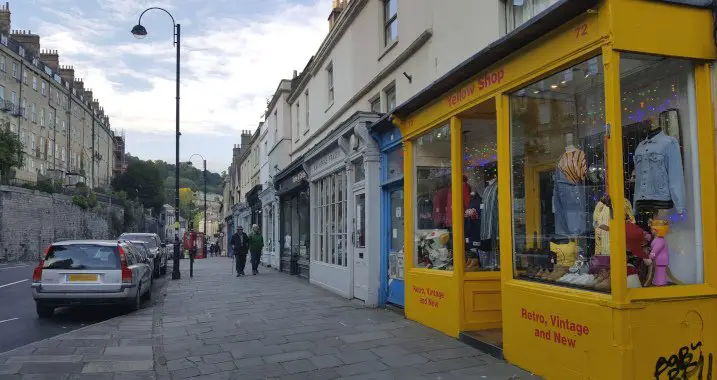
[649,220,670,286]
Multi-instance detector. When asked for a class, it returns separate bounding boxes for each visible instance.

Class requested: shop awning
[371,0,600,128]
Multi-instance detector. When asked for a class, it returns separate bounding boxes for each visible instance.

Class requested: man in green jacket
[248,224,264,275]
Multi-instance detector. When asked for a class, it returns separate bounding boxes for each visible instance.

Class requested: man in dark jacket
[231,226,250,276]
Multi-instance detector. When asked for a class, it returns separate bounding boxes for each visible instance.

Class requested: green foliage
[111,159,165,211]
[36,179,62,194]
[0,124,24,181]
[72,195,89,209]
[125,154,223,195]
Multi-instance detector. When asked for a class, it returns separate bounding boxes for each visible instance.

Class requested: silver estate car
[31,240,153,318]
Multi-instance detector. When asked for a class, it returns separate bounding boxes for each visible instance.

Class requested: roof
[375,0,600,126]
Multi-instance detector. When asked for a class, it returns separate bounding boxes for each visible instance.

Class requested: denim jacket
[632,131,686,213]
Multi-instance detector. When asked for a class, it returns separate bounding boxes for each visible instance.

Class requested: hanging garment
[433,187,450,227]
[480,181,499,241]
[557,149,588,185]
[553,167,587,236]
[633,131,686,213]
[446,180,471,227]
[593,198,635,256]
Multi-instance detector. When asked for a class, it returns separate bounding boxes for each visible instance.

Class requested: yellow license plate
[68,274,98,282]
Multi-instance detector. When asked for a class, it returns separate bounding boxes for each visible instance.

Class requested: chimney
[58,65,74,83]
[11,29,40,54]
[73,78,85,92]
[83,89,93,102]
[240,130,252,148]
[39,49,59,71]
[328,0,346,30]
[0,2,10,35]
[292,70,298,79]
[91,99,100,112]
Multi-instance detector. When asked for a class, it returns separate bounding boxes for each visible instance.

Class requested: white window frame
[384,85,396,112]
[11,62,18,79]
[32,75,37,90]
[313,171,348,267]
[295,102,300,140]
[40,108,45,127]
[383,0,398,46]
[41,82,47,96]
[505,0,559,33]
[326,63,334,105]
[31,103,36,123]
[30,133,36,151]
[0,55,5,72]
[22,68,28,84]
[369,95,381,113]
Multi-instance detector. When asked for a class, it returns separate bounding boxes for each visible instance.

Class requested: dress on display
[433,187,450,228]
[446,178,471,227]
[593,198,635,256]
[480,180,499,242]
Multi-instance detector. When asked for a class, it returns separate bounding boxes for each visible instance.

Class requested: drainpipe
[91,110,95,188]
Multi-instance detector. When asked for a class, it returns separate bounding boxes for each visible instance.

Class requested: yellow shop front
[391,0,717,378]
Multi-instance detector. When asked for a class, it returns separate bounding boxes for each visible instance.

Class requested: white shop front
[259,184,279,269]
[305,112,381,305]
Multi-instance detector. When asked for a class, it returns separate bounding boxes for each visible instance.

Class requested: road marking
[0,279,28,289]
[0,318,19,324]
[0,265,28,270]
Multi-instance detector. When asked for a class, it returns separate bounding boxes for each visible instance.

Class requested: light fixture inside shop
[550,84,558,89]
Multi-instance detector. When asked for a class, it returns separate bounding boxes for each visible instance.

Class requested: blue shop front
[371,116,405,307]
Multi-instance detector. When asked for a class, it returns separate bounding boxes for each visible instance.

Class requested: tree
[0,123,24,182]
[111,160,165,211]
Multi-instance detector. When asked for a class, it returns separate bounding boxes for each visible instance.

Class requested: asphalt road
[0,261,167,355]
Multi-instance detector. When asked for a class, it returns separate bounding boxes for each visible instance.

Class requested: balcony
[10,104,24,118]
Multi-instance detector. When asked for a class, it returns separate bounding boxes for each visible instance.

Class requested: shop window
[506,0,559,33]
[462,112,499,272]
[510,56,610,291]
[413,124,453,271]
[619,54,702,287]
[355,193,366,248]
[385,146,404,182]
[313,172,347,266]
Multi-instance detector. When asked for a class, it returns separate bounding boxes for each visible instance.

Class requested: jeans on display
[553,168,587,236]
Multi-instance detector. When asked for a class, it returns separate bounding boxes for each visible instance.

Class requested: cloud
[37,0,328,138]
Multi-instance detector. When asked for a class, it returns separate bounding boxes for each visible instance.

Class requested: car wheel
[36,304,54,318]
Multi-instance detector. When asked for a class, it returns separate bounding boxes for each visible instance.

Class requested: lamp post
[131,7,182,280]
[188,154,206,278]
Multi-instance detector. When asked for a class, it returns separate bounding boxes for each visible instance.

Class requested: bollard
[190,248,195,278]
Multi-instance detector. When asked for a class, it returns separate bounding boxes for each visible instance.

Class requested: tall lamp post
[188,154,206,277]
[131,7,182,280]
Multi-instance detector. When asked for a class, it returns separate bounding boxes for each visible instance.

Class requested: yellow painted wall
[404,270,461,337]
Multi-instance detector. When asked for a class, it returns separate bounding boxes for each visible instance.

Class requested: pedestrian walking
[248,224,264,275]
[231,227,249,276]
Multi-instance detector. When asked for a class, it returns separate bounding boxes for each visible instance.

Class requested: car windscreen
[120,234,157,248]
[43,244,121,270]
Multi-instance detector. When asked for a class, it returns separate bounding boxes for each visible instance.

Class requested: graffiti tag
[655,342,713,380]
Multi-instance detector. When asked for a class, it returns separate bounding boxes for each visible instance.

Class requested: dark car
[118,233,167,278]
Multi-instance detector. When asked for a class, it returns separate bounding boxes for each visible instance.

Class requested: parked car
[127,241,151,263]
[31,240,153,318]
[118,233,167,278]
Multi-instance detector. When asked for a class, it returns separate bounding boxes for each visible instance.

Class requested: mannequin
[480,173,498,253]
[633,119,686,229]
[446,175,471,227]
[432,178,450,228]
[553,133,587,236]
[649,219,670,286]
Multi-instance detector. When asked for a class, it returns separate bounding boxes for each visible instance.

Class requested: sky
[13,0,330,172]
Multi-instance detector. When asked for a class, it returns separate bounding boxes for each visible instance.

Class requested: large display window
[413,124,453,271]
[510,55,611,292]
[618,53,703,287]
[313,172,348,266]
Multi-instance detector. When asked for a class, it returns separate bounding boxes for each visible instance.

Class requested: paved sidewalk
[0,258,539,380]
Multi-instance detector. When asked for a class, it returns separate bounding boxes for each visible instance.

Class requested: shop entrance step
[459,329,504,359]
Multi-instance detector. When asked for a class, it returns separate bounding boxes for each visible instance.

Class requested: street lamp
[188,154,206,278]
[132,7,182,280]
